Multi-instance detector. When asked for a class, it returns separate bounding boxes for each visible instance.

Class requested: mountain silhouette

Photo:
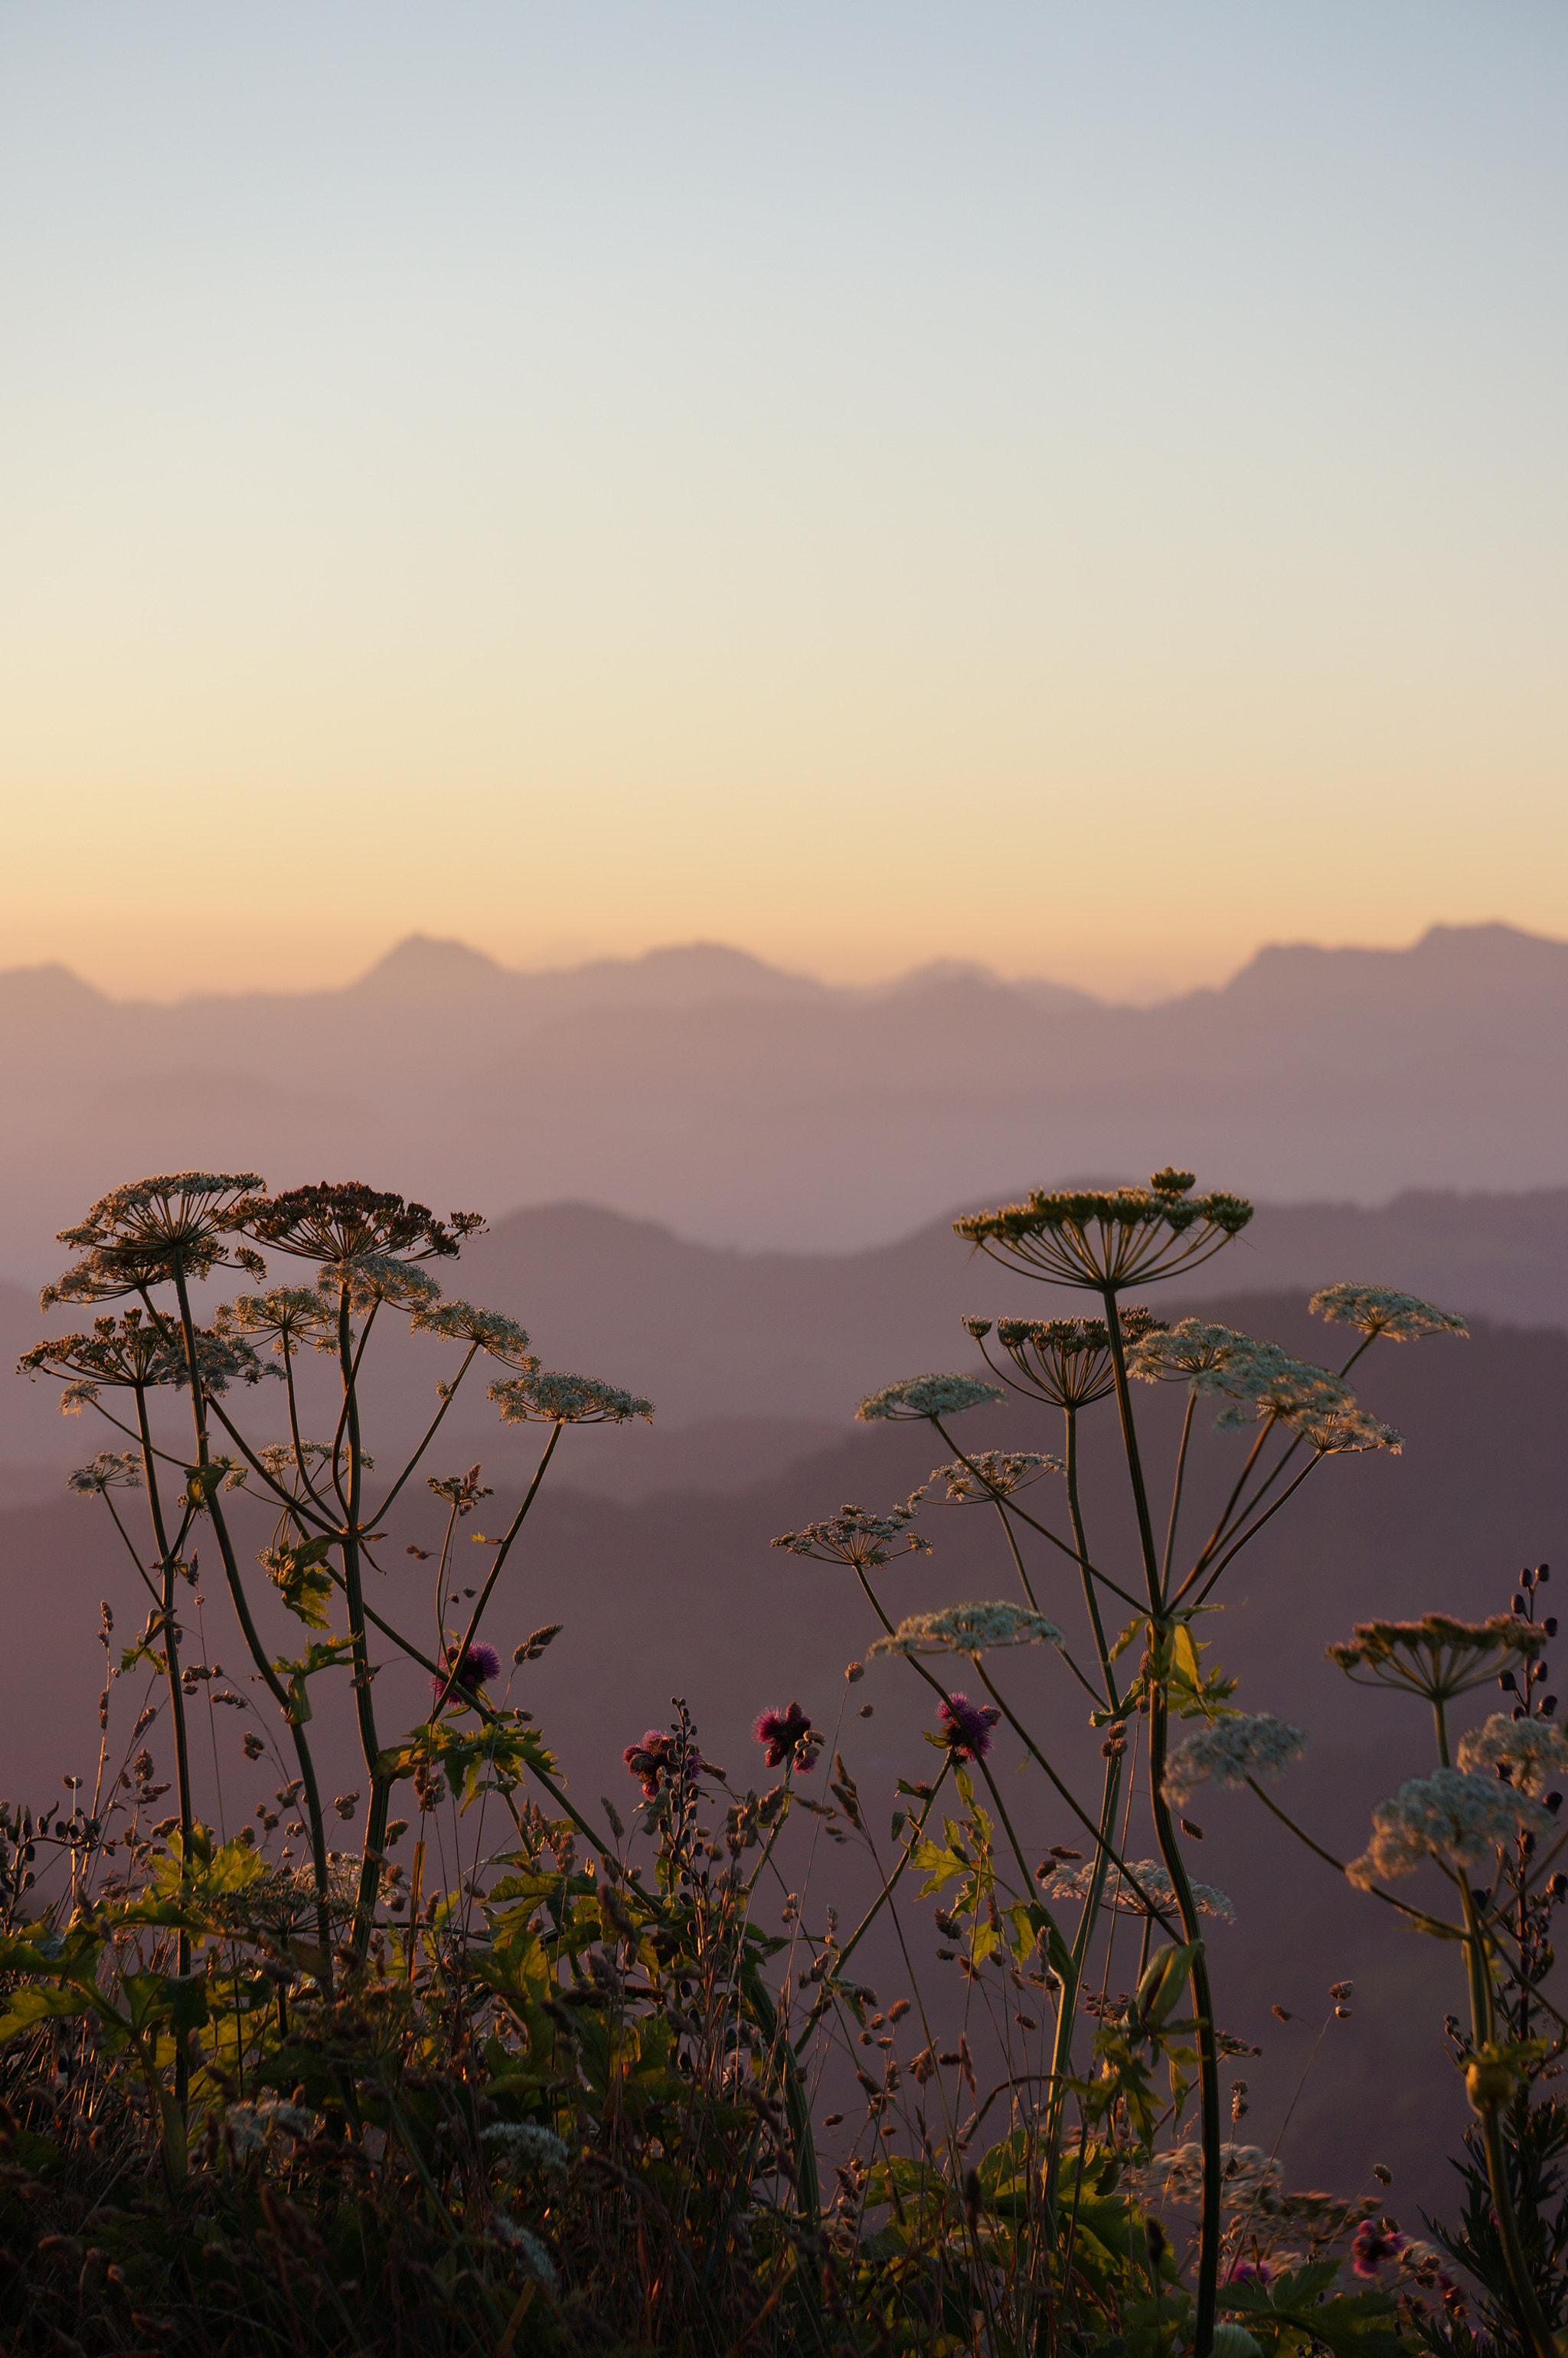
[3,921,1566,1269]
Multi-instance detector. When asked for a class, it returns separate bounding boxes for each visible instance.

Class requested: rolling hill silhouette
[3,921,1566,1267]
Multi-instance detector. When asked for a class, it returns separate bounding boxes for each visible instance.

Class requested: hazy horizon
[5,3,1568,1001]
[9,912,1568,1011]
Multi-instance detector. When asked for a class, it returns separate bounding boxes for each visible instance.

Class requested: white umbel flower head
[1129,1321,1352,1432]
[1346,1764,1553,1889]
[1161,1715,1306,1806]
[867,1600,1063,1657]
[1125,2143,1280,2208]
[857,1373,1004,1422]
[772,1496,929,1569]
[1311,1284,1468,1343]
[929,1449,1063,1501]
[1048,1857,1235,1922]
[479,2121,569,2170]
[487,2215,557,2288]
[490,1371,653,1424]
[1457,1713,1568,1798]
[410,1298,538,1371]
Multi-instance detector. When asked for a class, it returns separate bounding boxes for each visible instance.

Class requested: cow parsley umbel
[954,1168,1253,1292]
[1310,1284,1469,1343]
[772,1497,929,1571]
[856,1373,1004,1422]
[867,1601,1063,1657]
[1345,1766,1553,1889]
[1161,1716,1306,1806]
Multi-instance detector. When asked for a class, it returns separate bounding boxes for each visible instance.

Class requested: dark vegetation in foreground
[2,1168,1566,2356]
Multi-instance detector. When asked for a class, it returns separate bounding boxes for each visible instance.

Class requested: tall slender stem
[1149,1686,1221,2358]
[335,1286,388,1961]
[1101,1285,1220,2358]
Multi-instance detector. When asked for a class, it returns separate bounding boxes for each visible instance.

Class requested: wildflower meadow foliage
[2,1164,1565,2356]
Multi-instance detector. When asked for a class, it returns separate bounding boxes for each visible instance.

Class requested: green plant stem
[972,1664,1175,1932]
[206,1486,335,1970]
[168,1257,334,1970]
[131,1388,194,2003]
[1459,1874,1557,2358]
[429,1422,563,1715]
[1103,1285,1220,2358]
[1160,1391,1196,1602]
[795,1764,952,2033]
[1242,1777,1455,1936]
[368,1342,481,1525]
[929,1416,1146,1615]
[1042,1744,1124,2223]
[851,1566,1037,1896]
[335,1285,388,1962]
[1148,1687,1221,2358]
[1065,1409,1118,1697]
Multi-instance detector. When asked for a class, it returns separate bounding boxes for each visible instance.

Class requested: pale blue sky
[2,4,1565,996]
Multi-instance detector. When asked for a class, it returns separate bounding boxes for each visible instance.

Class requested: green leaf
[262,1535,338,1629]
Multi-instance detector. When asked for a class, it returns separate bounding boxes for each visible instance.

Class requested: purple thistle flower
[754,1702,818,1772]
[625,1729,675,1799]
[430,1640,501,1699]
[1351,2221,1406,2279]
[623,1726,713,1798]
[937,1692,1001,1762]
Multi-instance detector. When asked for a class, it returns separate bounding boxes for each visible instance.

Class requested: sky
[2,2,1566,1004]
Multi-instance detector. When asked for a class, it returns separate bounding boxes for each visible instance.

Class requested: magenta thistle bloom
[1227,2260,1275,2290]
[625,1729,675,1799]
[430,1640,501,1699]
[623,1728,712,1798]
[754,1702,818,1772]
[1351,2221,1406,2279]
[937,1692,1001,1762]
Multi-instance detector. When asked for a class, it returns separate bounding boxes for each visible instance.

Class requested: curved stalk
[1065,1409,1118,1697]
[335,1285,388,1961]
[1103,1287,1220,2356]
[1460,1875,1556,2358]
[169,1255,334,1968]
[430,1423,563,1716]
[851,1565,1037,1897]
[1149,1689,1220,2358]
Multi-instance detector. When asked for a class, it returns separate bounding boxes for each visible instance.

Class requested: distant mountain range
[2,920,1567,1270]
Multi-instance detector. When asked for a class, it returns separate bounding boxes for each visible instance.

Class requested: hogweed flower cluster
[43,1170,266,1307]
[856,1373,1004,1422]
[954,1168,1253,1291]
[1344,1765,1554,1889]
[21,1310,276,1410]
[772,1497,929,1572]
[928,1449,1063,1502]
[1161,1714,1307,1806]
[490,1370,653,1424]
[220,1288,338,1357]
[1125,2143,1280,2208]
[970,1307,1165,1409]
[1129,1318,1396,1442]
[867,1600,1063,1657]
[67,1451,145,1495]
[410,1298,539,1370]
[1047,1856,1236,1920]
[1310,1283,1469,1343]
[1456,1713,1568,1796]
[1328,1615,1546,1703]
